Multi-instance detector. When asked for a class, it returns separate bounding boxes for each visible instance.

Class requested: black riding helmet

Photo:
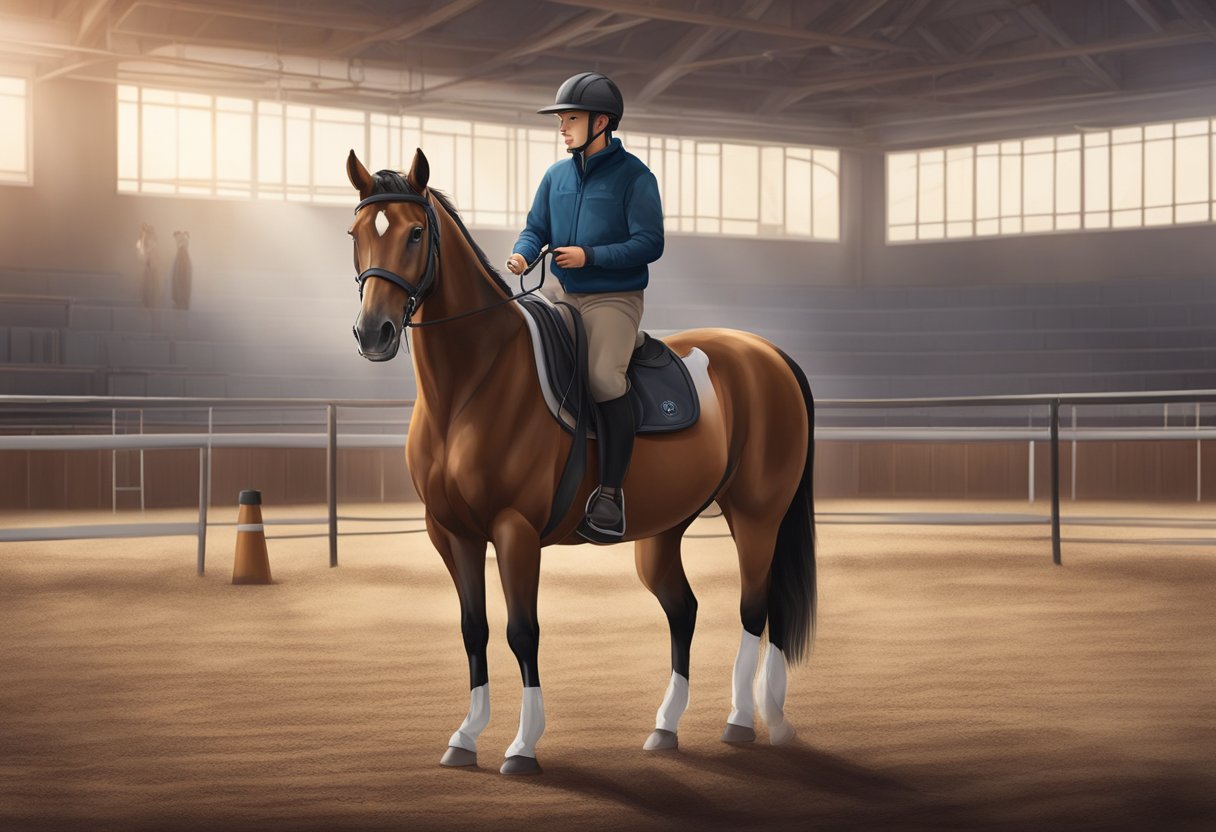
[538,71,624,161]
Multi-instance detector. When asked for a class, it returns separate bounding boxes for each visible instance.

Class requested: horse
[347,148,816,775]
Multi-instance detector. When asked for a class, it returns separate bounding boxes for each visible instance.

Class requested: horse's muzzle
[353,314,401,362]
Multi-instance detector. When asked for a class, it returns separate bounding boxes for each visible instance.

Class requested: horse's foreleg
[429,517,491,768]
[491,509,545,775]
[635,525,697,751]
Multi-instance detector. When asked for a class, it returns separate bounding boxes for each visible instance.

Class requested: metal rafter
[77,0,115,45]
[126,0,384,32]
[826,0,893,35]
[542,0,916,52]
[1172,0,1216,42]
[1124,0,1165,32]
[762,26,1203,112]
[1012,1,1121,90]
[330,0,485,57]
[875,0,937,43]
[394,8,618,102]
[633,0,774,105]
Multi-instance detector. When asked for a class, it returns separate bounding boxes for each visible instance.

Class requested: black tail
[768,348,817,666]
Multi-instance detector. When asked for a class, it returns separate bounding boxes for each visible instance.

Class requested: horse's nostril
[379,320,396,347]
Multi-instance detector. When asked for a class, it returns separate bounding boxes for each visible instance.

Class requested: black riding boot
[578,392,635,542]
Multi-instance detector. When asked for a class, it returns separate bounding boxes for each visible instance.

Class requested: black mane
[371,169,515,298]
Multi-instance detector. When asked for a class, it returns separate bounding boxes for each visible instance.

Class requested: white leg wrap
[756,645,795,744]
[726,630,761,728]
[655,671,690,733]
[505,686,546,759]
[447,683,490,752]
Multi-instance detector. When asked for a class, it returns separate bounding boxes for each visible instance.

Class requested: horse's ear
[407,148,430,193]
[347,150,374,198]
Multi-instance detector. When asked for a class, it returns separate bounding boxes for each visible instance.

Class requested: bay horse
[347,148,816,775]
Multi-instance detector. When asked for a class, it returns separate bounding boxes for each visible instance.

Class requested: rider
[507,71,664,542]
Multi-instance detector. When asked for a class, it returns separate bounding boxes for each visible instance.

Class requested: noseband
[353,191,442,325]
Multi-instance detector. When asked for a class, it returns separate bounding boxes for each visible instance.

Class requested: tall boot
[578,392,635,542]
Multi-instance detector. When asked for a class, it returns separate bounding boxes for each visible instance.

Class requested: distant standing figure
[171,231,192,310]
[137,223,158,308]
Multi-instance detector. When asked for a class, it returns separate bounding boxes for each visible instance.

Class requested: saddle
[517,295,700,435]
[517,292,706,540]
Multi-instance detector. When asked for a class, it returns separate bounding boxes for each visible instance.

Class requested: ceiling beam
[761,26,1203,111]
[915,24,957,60]
[634,0,774,105]
[1124,0,1165,32]
[330,0,486,57]
[76,0,114,46]
[1172,0,1216,43]
[826,0,893,36]
[863,78,1216,147]
[398,9,617,101]
[926,67,1078,95]
[1013,1,1121,90]
[128,0,384,32]
[964,15,1011,56]
[542,0,916,52]
[568,16,650,46]
[875,0,937,43]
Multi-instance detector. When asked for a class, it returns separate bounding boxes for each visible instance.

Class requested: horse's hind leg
[717,505,779,745]
[428,517,490,768]
[635,523,697,751]
[717,501,799,746]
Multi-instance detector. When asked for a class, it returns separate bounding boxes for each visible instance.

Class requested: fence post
[197,445,208,576]
[1050,399,1061,566]
[328,403,338,568]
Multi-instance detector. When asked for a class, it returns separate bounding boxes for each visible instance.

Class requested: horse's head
[348,148,438,361]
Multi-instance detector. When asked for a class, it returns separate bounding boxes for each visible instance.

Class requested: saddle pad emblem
[661,400,679,418]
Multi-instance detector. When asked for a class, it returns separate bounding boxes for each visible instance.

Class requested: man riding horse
[506,71,664,542]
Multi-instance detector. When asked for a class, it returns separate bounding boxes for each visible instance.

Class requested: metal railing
[2,389,1214,569]
[0,396,411,575]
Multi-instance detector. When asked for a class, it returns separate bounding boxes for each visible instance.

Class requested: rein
[353,190,552,330]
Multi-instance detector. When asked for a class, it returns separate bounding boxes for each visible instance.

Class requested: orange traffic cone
[232,489,272,585]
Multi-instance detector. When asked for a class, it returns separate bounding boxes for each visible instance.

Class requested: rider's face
[557,111,590,148]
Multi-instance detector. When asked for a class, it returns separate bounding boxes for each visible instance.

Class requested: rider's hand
[505,253,526,275]
[553,246,586,269]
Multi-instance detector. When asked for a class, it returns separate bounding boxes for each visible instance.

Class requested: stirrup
[576,486,625,544]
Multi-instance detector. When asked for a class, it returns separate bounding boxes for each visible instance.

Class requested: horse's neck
[410,209,527,422]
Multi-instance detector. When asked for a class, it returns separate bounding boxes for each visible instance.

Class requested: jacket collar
[575,137,623,179]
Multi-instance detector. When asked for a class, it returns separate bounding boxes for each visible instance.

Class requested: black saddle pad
[518,296,700,435]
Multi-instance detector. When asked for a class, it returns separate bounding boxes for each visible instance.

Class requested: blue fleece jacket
[513,138,664,294]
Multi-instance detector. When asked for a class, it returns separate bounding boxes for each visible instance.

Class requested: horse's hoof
[768,720,796,746]
[643,729,678,751]
[440,746,478,767]
[721,723,756,744]
[500,755,542,775]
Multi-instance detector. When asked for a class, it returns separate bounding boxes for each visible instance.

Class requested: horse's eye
[411,226,423,243]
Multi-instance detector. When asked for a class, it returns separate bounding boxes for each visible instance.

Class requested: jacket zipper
[571,173,584,249]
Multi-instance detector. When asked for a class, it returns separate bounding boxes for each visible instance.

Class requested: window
[619,132,840,239]
[118,84,841,240]
[0,75,30,184]
[887,117,1216,242]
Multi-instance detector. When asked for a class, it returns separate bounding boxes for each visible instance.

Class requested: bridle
[353,191,442,327]
[353,189,551,330]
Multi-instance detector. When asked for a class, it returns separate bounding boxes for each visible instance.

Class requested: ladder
[111,408,145,512]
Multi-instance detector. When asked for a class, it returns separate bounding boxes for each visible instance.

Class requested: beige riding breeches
[541,281,645,402]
